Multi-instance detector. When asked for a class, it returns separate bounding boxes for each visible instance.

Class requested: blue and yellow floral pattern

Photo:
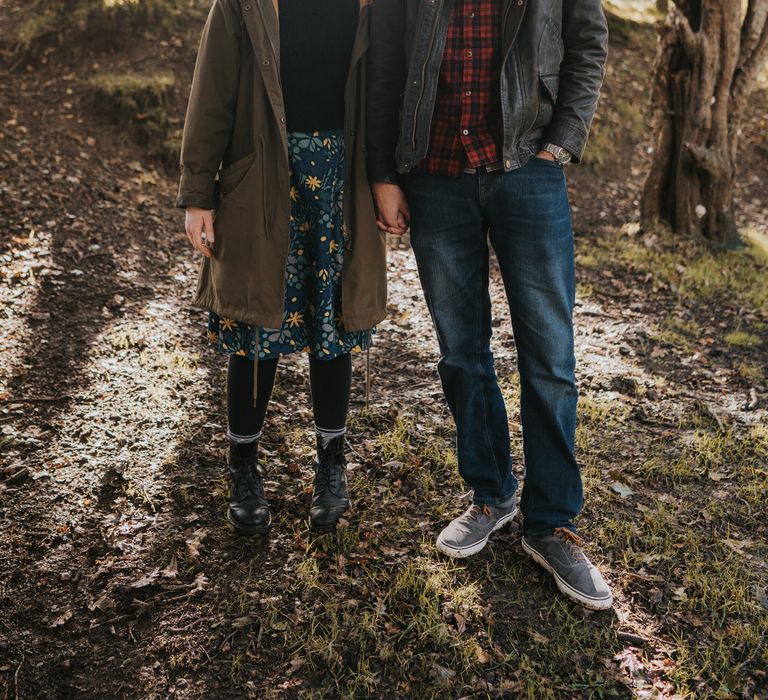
[207,129,373,361]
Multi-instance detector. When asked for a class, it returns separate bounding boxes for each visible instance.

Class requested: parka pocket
[212,144,270,246]
[218,151,256,198]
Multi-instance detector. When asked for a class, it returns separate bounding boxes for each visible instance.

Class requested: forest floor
[1,5,767,700]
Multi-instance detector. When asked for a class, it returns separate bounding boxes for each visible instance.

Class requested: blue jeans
[404,157,582,536]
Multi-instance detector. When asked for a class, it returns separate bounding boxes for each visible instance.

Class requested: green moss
[724,331,762,348]
[12,0,204,52]
[86,71,176,146]
[584,96,646,167]
[600,229,768,313]
[737,362,764,381]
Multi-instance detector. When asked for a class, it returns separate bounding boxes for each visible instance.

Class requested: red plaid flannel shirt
[416,0,504,177]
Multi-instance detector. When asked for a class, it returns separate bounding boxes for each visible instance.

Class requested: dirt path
[2,22,767,700]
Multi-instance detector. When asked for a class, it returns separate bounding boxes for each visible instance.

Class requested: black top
[278,0,359,133]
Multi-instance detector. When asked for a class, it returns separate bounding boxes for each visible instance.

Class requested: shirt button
[469,12,475,17]
[465,90,472,96]
[466,51,472,58]
[462,129,469,136]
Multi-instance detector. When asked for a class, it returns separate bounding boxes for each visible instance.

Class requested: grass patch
[724,330,762,348]
[6,0,205,55]
[626,237,768,313]
[579,225,768,314]
[84,71,177,149]
[736,362,764,381]
[584,94,646,168]
[641,426,768,486]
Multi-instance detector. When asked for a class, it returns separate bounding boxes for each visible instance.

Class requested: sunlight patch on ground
[0,227,51,397]
[15,287,214,557]
[603,0,662,23]
[742,226,768,262]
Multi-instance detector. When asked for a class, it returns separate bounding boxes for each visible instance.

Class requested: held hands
[371,182,411,236]
[185,207,215,258]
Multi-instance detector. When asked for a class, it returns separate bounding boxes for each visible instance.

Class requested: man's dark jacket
[366,0,609,181]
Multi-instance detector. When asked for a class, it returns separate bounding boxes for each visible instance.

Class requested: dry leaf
[161,555,178,579]
[50,608,73,627]
[475,645,491,664]
[610,481,635,499]
[130,568,159,588]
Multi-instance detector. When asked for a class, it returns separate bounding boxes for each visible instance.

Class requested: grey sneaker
[436,496,517,558]
[521,528,613,610]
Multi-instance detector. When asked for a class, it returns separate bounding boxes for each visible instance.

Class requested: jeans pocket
[531,154,563,169]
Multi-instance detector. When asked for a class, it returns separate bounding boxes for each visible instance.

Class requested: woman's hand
[371,183,410,235]
[185,207,215,258]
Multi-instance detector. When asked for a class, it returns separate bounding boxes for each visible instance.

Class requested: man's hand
[536,149,557,161]
[371,182,410,235]
[185,207,215,258]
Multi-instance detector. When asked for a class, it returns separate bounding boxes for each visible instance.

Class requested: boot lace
[235,462,264,500]
[466,504,492,521]
[314,461,341,497]
[554,527,587,562]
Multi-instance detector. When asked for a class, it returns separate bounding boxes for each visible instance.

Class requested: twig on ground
[617,630,649,646]
[14,656,23,700]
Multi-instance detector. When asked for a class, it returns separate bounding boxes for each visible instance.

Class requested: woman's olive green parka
[176,0,385,333]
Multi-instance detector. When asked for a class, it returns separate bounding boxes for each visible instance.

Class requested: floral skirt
[207,129,373,361]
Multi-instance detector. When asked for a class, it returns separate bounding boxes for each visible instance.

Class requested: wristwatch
[542,143,572,165]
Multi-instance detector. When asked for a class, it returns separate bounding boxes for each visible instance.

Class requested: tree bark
[641,0,768,246]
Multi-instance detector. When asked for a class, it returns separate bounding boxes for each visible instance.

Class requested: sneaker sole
[227,509,271,536]
[521,537,613,611]
[436,508,517,558]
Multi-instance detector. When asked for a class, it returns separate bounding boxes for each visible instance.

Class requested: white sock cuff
[228,429,262,445]
[315,425,347,437]
[315,425,346,448]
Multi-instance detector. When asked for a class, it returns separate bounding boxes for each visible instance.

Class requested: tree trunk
[641,0,768,246]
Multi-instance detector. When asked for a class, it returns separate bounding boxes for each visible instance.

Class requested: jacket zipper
[260,135,270,239]
[411,1,441,151]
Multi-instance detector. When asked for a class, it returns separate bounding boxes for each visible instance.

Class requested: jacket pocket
[218,151,256,198]
[540,73,559,104]
[538,16,564,75]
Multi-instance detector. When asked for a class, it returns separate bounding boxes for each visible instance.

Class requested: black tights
[227,353,352,439]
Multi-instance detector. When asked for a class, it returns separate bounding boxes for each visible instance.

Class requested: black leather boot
[227,442,271,536]
[309,434,350,533]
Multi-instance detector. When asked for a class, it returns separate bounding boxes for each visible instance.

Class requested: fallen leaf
[161,555,178,579]
[671,586,688,602]
[50,608,73,627]
[89,595,116,612]
[610,481,635,499]
[130,568,159,588]
[186,528,208,559]
[723,538,753,555]
[475,645,491,664]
